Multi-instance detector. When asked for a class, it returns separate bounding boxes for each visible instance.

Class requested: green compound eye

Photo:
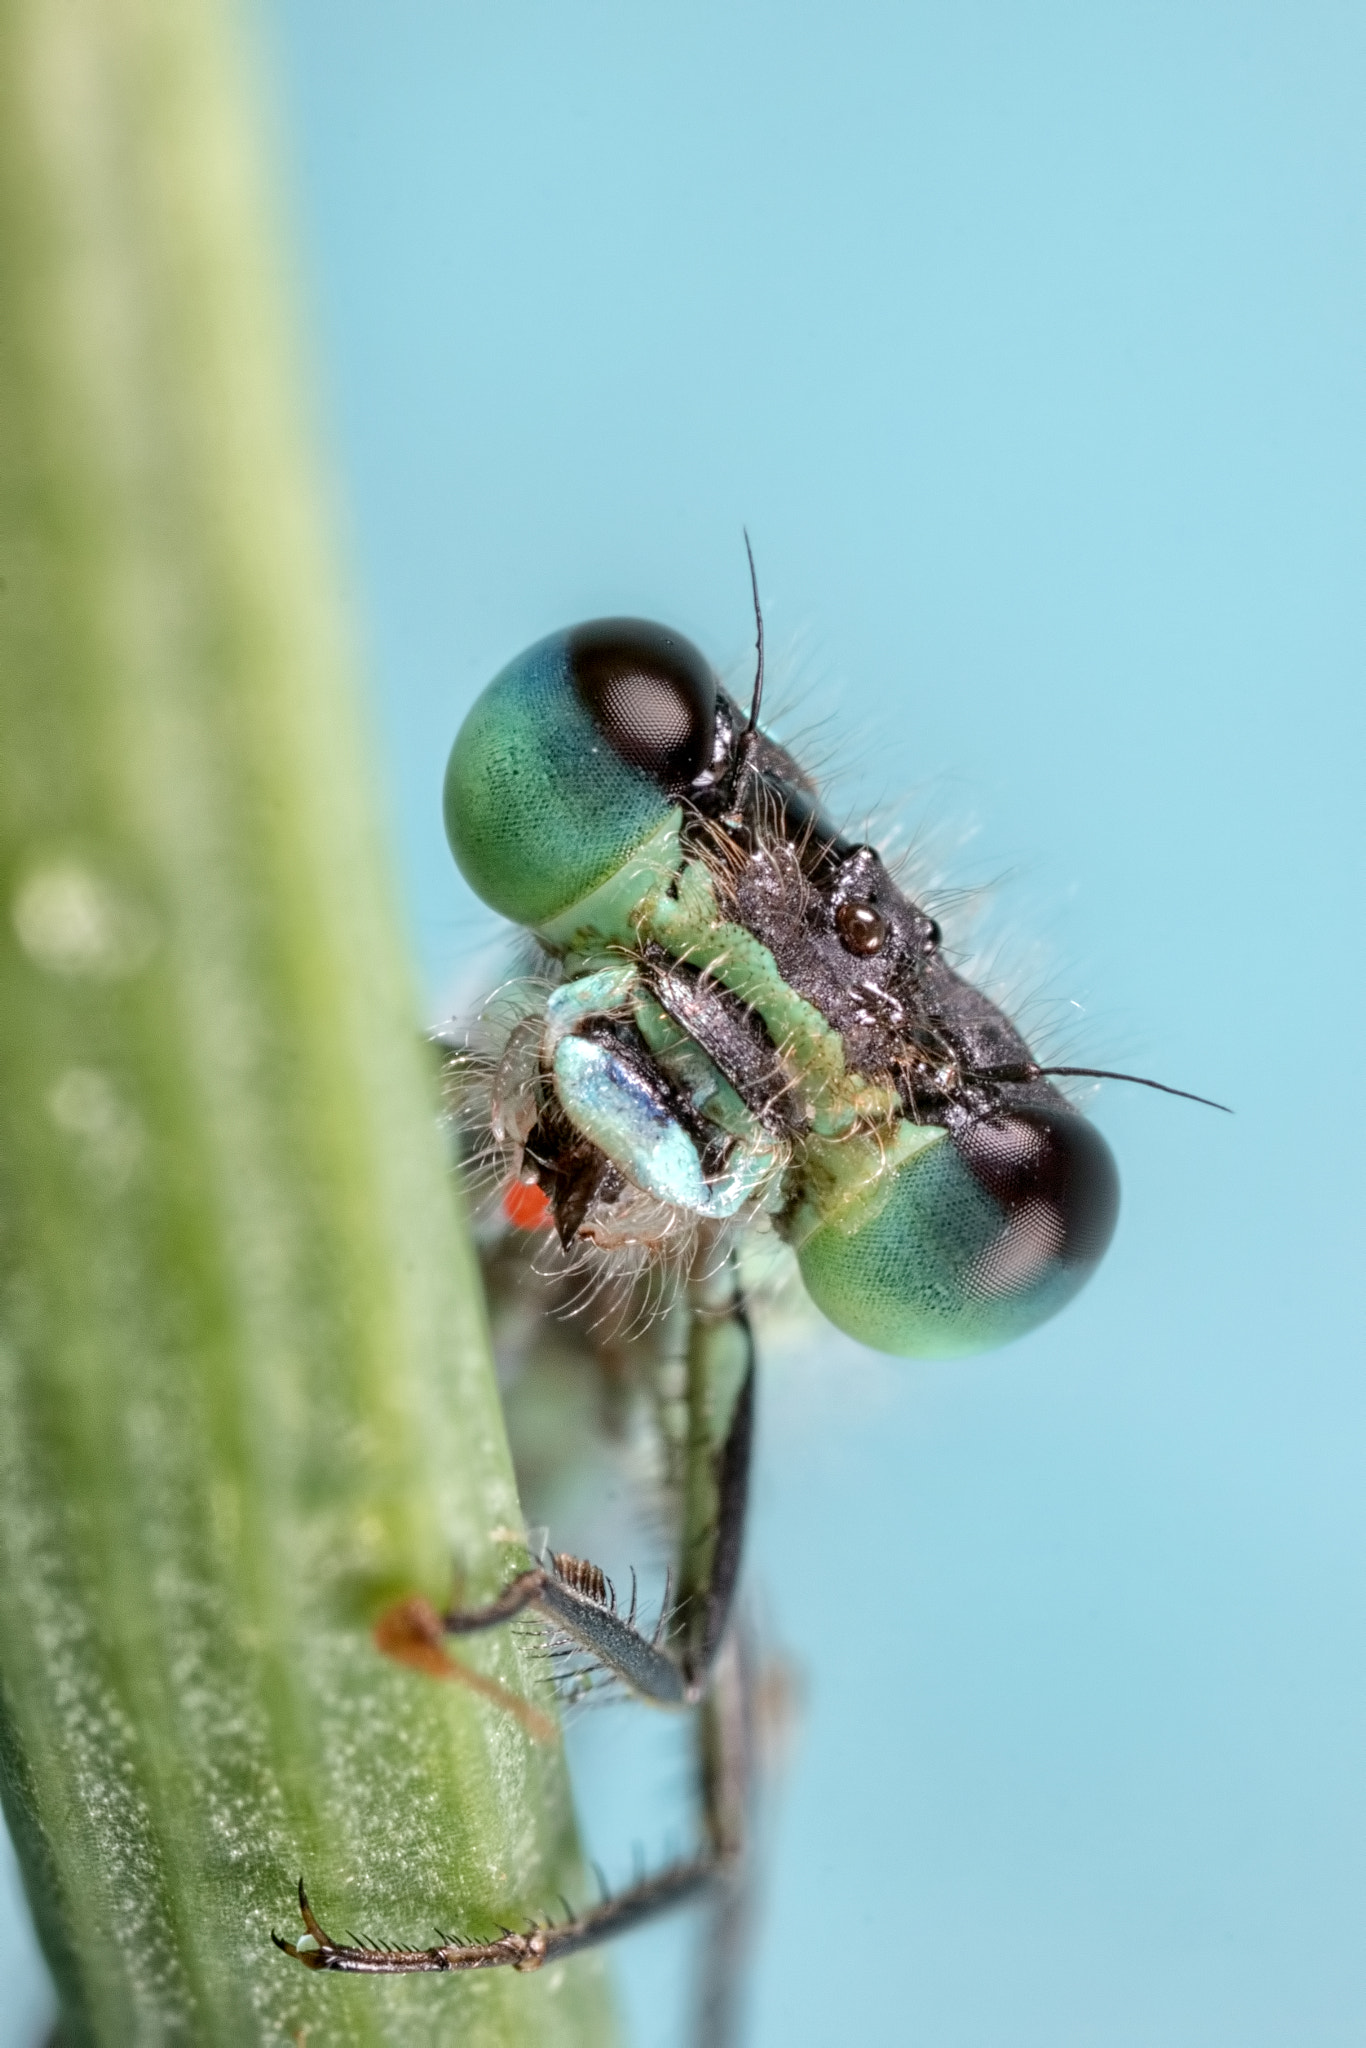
[445,619,717,930]
[796,1109,1120,1358]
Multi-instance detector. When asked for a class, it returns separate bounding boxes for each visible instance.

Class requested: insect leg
[275,1614,765,1984]
[673,1244,755,1690]
[442,1560,689,1704]
[438,1250,753,1709]
[691,1624,759,2048]
[273,1859,720,1975]
[277,1254,767,1983]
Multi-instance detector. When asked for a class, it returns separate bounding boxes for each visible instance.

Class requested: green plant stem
[0,1,614,2041]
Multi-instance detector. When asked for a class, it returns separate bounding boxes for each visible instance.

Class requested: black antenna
[743,526,765,737]
[723,529,766,824]
[980,1062,1232,1113]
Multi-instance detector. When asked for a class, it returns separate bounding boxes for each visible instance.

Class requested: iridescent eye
[794,1109,1119,1357]
[444,620,716,931]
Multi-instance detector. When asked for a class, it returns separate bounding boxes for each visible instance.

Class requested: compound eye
[794,1110,1118,1357]
[952,1110,1119,1288]
[444,620,715,933]
[568,620,716,792]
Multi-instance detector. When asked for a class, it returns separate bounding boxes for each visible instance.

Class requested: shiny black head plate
[567,619,718,794]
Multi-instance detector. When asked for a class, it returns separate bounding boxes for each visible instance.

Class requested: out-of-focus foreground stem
[0,3,613,2042]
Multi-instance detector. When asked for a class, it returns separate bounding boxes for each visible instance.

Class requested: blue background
[5,3,1365,2043]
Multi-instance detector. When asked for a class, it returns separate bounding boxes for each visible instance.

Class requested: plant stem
[0,1,614,2040]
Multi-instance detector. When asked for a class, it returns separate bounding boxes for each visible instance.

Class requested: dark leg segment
[273,1859,718,1976]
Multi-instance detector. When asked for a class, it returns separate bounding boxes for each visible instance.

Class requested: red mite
[503,1179,553,1232]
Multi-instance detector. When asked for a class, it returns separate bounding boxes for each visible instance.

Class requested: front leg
[274,1615,761,1991]
[276,1255,761,2001]
[273,1858,718,1975]
[441,1245,755,1707]
[439,1553,690,1705]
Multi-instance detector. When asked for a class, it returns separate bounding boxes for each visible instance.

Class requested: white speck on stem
[13,858,158,979]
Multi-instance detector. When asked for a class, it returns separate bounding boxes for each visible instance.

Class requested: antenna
[722,529,767,826]
[743,526,765,737]
[980,1062,1232,1113]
